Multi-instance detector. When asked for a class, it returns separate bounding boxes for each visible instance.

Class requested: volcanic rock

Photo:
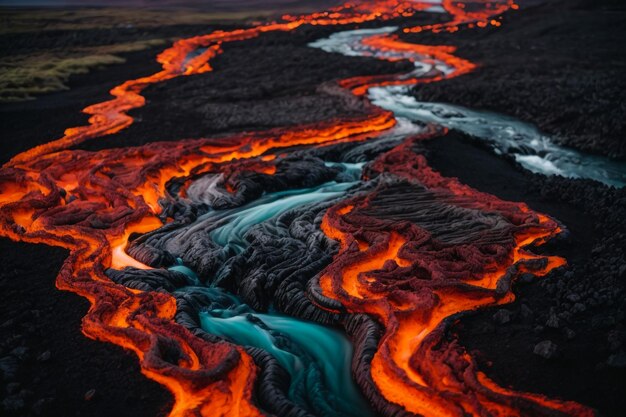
[492,309,512,325]
[533,340,558,359]
[607,352,626,368]
[84,389,96,401]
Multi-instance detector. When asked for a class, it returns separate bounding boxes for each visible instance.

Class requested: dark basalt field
[0,1,625,417]
[408,0,626,159]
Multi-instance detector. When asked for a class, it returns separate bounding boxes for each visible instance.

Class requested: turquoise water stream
[209,180,357,254]
[170,164,374,416]
[192,287,373,417]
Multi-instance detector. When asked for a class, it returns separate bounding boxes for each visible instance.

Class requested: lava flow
[317,138,591,416]
[0,1,596,417]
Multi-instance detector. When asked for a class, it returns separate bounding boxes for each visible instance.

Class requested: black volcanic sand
[0,47,161,164]
[1,5,625,417]
[0,23,228,59]
[407,0,626,159]
[0,239,171,417]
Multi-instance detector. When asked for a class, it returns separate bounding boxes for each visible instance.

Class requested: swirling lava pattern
[0,1,595,417]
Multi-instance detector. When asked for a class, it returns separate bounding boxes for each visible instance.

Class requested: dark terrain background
[408,0,626,159]
[1,1,625,416]
[0,0,341,10]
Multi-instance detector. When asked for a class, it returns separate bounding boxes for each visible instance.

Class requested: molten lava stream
[317,140,593,417]
[338,33,476,96]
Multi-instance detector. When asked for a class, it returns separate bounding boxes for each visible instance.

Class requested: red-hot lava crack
[0,1,595,417]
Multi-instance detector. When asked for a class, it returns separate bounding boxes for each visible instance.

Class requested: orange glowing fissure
[0,1,594,417]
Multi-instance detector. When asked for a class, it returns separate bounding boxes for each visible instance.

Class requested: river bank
[408,0,626,159]
[423,131,626,417]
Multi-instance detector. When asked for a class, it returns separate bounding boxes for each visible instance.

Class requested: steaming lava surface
[1,1,625,417]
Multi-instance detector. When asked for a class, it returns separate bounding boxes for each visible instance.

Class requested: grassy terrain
[1,39,167,101]
[0,7,295,102]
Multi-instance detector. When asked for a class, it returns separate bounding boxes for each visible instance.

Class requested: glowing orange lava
[318,137,592,416]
